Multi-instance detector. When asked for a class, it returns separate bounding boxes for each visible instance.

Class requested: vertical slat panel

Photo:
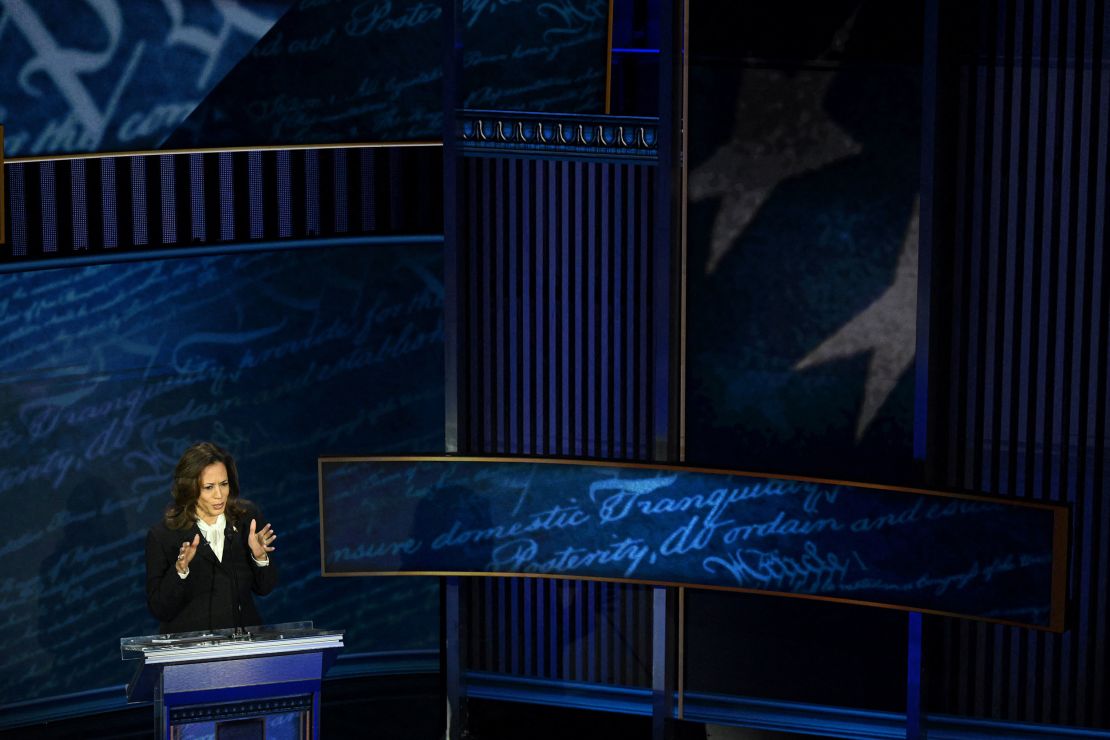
[509,159,520,454]
[523,159,534,455]
[248,152,263,240]
[574,161,585,458]
[159,155,175,245]
[496,159,507,452]
[547,161,558,455]
[537,159,547,454]
[3,146,438,262]
[9,164,27,256]
[71,160,88,251]
[218,152,234,242]
[129,157,148,247]
[1071,1,1099,727]
[276,150,293,238]
[482,158,494,452]
[601,163,612,458]
[612,164,624,458]
[640,166,651,460]
[932,0,1110,727]
[458,155,657,689]
[1089,4,1110,726]
[304,149,320,236]
[40,161,57,253]
[587,163,598,457]
[333,149,347,234]
[559,161,569,455]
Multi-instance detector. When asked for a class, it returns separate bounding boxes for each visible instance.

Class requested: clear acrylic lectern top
[121,621,344,664]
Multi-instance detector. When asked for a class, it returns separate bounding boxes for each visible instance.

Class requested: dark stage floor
[0,676,817,739]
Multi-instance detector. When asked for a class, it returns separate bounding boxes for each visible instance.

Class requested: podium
[122,622,344,740]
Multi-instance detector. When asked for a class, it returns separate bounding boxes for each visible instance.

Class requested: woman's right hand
[176,534,200,574]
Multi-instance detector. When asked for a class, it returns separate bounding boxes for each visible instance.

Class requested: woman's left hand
[249,519,277,560]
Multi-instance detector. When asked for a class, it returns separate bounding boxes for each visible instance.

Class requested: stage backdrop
[0,0,289,157]
[681,1,924,712]
[0,242,443,707]
[685,9,921,485]
[0,0,608,157]
[319,457,1066,630]
[166,0,610,148]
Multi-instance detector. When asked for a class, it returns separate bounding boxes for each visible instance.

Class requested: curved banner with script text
[319,457,1068,630]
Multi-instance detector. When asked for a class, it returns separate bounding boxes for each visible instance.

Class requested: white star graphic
[794,197,919,439]
[688,69,863,274]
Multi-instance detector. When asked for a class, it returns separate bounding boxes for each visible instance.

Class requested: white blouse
[177,513,269,577]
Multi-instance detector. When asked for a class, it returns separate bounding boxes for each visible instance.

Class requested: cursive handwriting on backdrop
[0,243,445,706]
[0,0,285,156]
[321,458,1065,629]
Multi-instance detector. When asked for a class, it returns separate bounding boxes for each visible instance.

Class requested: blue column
[443,0,463,454]
[444,576,463,740]
[906,612,925,740]
[908,2,938,736]
[652,586,676,740]
[653,1,684,737]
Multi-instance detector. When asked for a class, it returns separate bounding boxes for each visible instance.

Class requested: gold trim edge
[8,139,443,165]
[317,568,1065,634]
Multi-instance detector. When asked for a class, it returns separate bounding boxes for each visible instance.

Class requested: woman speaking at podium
[145,442,279,634]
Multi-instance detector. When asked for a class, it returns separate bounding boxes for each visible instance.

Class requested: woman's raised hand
[176,534,200,574]
[249,519,276,561]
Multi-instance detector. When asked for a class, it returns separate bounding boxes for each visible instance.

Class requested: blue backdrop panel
[680,2,924,714]
[685,60,920,485]
[926,1,1110,727]
[0,0,289,157]
[320,457,1067,629]
[165,0,609,148]
[0,242,443,707]
[460,0,609,113]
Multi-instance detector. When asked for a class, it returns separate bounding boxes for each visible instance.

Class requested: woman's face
[196,462,230,524]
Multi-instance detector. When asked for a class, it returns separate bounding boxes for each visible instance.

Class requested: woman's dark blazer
[145,507,278,634]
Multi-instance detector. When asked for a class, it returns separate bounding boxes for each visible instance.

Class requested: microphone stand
[228,520,244,635]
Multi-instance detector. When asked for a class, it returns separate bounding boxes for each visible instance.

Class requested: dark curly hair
[164,442,253,530]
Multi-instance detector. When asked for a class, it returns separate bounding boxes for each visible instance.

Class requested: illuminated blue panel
[334,149,348,234]
[40,161,56,252]
[100,159,117,248]
[9,164,27,256]
[277,151,292,238]
[219,152,234,241]
[161,0,606,149]
[160,155,176,244]
[130,157,147,246]
[0,241,444,708]
[70,160,88,250]
[249,151,264,240]
[189,154,205,242]
[0,0,285,157]
[305,149,320,236]
[320,457,1067,630]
